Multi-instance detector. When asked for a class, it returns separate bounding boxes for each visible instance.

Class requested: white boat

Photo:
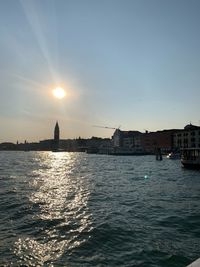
[166,152,180,159]
[181,148,200,169]
[187,257,200,267]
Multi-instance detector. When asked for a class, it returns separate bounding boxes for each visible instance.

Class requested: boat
[166,152,180,159]
[51,148,65,152]
[181,148,200,169]
[187,257,200,266]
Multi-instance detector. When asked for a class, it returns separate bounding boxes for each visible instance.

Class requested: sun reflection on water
[14,152,93,265]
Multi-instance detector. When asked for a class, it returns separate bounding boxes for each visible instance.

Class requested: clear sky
[0,0,200,142]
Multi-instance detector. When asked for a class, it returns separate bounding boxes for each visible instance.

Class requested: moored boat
[181,148,200,169]
[166,152,180,159]
[187,257,200,267]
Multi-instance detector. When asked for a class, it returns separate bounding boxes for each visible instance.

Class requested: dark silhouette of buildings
[0,122,199,154]
[112,128,181,154]
[141,129,177,153]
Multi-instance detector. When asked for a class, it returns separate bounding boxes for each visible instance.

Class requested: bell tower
[54,121,60,141]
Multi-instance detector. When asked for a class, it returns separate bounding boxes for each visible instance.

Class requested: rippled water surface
[0,151,200,266]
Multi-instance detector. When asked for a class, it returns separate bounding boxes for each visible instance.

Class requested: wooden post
[156,147,162,160]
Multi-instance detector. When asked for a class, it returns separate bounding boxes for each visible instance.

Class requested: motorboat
[166,152,180,159]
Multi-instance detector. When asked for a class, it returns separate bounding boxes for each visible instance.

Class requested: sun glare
[52,87,66,99]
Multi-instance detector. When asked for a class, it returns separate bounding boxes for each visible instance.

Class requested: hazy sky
[1,0,200,142]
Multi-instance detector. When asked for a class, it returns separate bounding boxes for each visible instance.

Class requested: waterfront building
[141,130,177,153]
[173,124,200,149]
[0,142,16,150]
[39,139,53,150]
[112,129,144,154]
[86,137,112,154]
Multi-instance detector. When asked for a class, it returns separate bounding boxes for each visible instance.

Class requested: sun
[52,87,66,99]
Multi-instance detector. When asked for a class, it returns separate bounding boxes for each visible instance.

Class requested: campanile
[54,121,60,141]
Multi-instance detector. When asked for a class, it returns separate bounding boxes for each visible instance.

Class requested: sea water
[0,151,200,267]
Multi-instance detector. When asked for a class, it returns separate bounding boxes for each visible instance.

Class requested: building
[0,142,16,150]
[54,121,60,141]
[52,121,60,150]
[141,130,177,154]
[112,129,144,154]
[173,124,200,149]
[40,122,60,151]
[86,137,112,154]
[112,128,179,154]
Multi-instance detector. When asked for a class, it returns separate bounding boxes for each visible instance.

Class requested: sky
[0,0,200,142]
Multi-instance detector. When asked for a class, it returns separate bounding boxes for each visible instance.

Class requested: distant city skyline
[1,0,200,142]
